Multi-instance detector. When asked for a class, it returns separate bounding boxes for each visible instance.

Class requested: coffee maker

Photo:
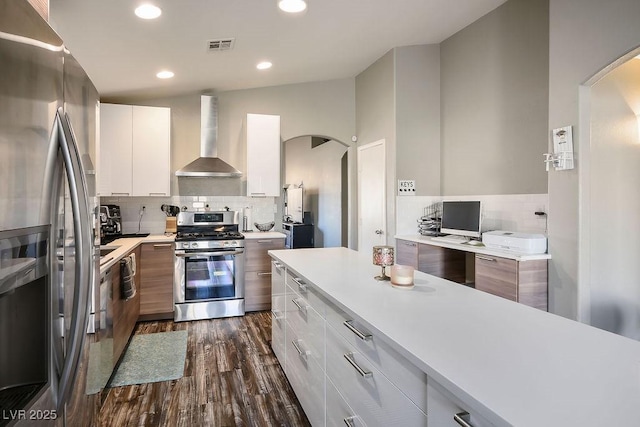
[100,204,122,244]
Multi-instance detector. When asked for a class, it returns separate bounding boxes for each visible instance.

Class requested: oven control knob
[191,242,198,248]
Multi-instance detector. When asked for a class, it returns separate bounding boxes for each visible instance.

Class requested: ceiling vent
[207,38,235,52]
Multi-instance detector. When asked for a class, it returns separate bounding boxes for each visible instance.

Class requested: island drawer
[326,376,365,427]
[285,268,326,316]
[285,322,325,427]
[271,294,286,363]
[325,301,428,414]
[271,260,286,295]
[286,285,325,369]
[271,260,287,364]
[325,324,427,426]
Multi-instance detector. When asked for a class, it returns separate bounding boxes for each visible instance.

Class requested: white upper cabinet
[246,113,281,197]
[98,104,171,196]
[132,106,171,196]
[99,103,133,196]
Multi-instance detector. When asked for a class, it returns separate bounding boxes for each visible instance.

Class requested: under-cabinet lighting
[278,0,307,13]
[256,61,272,70]
[156,70,174,79]
[135,4,162,20]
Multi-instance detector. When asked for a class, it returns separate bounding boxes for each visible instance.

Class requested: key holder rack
[544,126,574,171]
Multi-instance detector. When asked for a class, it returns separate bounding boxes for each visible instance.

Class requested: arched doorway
[579,47,640,340]
[282,135,349,248]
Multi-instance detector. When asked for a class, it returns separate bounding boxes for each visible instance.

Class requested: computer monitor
[440,200,482,238]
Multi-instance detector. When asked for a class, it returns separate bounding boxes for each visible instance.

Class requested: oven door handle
[175,250,244,257]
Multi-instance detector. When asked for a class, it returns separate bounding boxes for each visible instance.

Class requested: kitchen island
[269,247,640,426]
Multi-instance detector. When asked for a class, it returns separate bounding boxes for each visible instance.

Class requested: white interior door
[357,140,386,252]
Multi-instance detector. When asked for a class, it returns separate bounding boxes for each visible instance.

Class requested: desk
[395,235,551,310]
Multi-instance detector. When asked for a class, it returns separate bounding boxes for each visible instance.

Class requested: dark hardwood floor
[98,312,310,427]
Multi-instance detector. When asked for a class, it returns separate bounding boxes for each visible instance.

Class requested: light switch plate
[398,180,416,196]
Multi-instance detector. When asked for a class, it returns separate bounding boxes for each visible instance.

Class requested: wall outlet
[398,180,416,196]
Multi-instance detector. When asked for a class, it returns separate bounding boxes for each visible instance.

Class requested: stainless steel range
[174,211,245,322]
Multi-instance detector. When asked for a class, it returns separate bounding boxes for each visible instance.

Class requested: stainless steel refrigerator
[0,1,100,425]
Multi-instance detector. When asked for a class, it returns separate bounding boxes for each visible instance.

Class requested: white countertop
[99,234,174,273]
[242,231,286,239]
[396,234,551,261]
[268,247,640,427]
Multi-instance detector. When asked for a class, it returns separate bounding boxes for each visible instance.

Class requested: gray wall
[589,58,640,339]
[284,136,348,248]
[355,50,396,247]
[440,0,549,195]
[396,45,441,196]
[548,0,640,320]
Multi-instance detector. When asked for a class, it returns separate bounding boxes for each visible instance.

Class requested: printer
[482,230,547,254]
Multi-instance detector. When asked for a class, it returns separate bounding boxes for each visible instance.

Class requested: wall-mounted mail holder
[544,125,574,171]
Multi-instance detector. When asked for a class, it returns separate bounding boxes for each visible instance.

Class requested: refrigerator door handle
[55,109,93,410]
[42,117,66,383]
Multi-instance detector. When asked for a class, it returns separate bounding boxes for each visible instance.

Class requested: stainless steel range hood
[175,95,242,177]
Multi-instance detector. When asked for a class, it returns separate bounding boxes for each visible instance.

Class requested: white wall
[284,136,348,247]
[548,0,640,320]
[104,78,356,198]
[396,45,441,196]
[440,0,549,196]
[587,58,640,339]
[355,50,396,248]
[396,194,548,236]
[101,195,276,235]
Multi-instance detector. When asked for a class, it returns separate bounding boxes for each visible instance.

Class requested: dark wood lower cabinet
[112,246,141,363]
[244,238,285,312]
[395,238,548,310]
[139,242,174,320]
[418,243,467,284]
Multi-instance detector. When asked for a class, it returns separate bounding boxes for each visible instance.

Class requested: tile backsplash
[101,196,277,235]
[396,194,548,236]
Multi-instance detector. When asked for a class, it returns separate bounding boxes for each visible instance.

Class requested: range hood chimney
[175,95,242,177]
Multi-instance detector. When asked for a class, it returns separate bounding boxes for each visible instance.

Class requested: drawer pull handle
[292,340,309,359]
[292,277,307,292]
[271,310,283,321]
[257,272,272,276]
[343,320,372,341]
[403,241,417,247]
[476,255,497,262]
[153,243,172,248]
[343,416,357,427]
[343,352,372,378]
[272,261,283,270]
[257,239,273,243]
[291,298,308,314]
[454,412,473,427]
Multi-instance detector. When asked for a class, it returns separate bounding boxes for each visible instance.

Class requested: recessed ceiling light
[135,4,162,20]
[156,70,174,79]
[257,61,273,70]
[278,0,307,13]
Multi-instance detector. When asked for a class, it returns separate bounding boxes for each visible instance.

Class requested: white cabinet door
[98,104,171,197]
[271,261,286,364]
[132,106,171,196]
[99,103,133,196]
[246,113,280,197]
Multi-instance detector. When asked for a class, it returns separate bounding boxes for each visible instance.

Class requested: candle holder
[372,245,394,281]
